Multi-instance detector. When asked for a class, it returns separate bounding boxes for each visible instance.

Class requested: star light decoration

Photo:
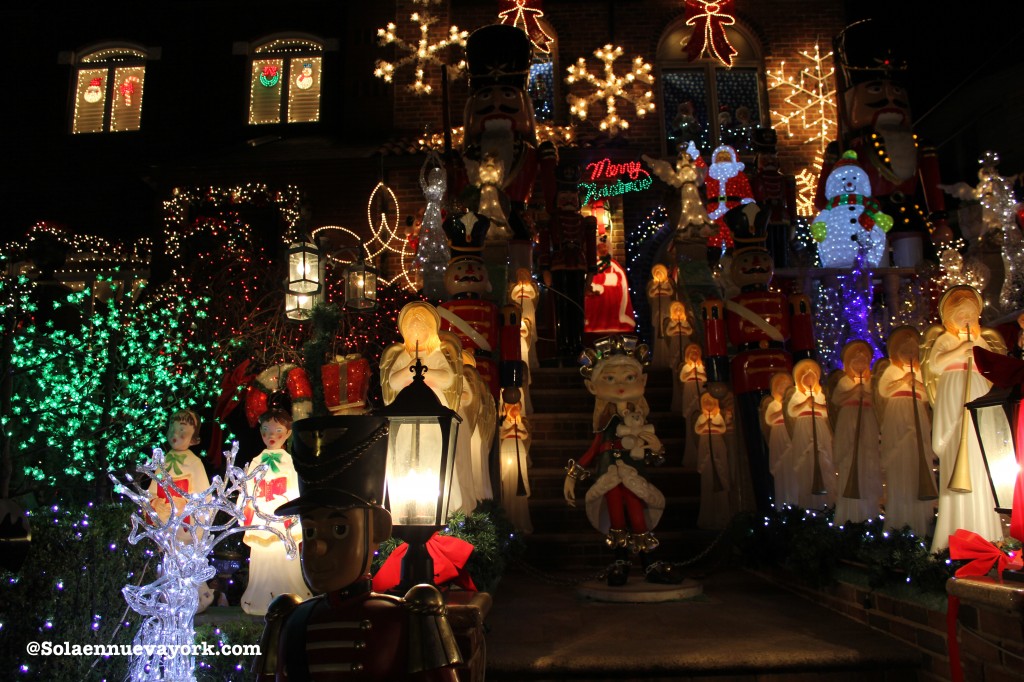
[767,44,838,216]
[373,0,468,95]
[565,45,655,136]
[110,442,297,682]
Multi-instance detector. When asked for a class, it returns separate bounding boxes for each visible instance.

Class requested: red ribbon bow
[262,65,278,79]
[373,533,476,592]
[948,529,1023,578]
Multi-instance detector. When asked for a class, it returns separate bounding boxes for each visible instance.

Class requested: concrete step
[526,496,699,534]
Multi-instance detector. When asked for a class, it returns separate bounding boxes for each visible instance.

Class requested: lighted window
[249,38,324,125]
[657,23,765,155]
[72,46,147,134]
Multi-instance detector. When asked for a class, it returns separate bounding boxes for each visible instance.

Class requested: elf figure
[563,335,682,586]
[810,150,893,267]
[240,409,310,616]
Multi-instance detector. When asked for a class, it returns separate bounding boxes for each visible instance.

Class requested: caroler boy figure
[255,416,461,681]
[563,335,683,586]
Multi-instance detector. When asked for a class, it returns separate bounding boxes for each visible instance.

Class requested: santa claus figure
[811,150,893,267]
[704,145,756,251]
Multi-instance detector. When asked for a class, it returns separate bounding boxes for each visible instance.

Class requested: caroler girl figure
[679,341,706,468]
[646,264,676,370]
[664,301,694,413]
[240,409,310,615]
[148,409,211,544]
[563,335,681,586]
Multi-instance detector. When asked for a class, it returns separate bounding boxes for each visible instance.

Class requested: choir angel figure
[923,285,1012,551]
[785,359,837,509]
[828,340,883,524]
[874,326,937,537]
[760,372,795,509]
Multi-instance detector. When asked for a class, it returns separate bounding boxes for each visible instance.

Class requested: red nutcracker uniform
[261,582,457,682]
[440,296,500,397]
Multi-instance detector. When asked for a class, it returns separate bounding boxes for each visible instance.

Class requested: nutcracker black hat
[724,203,768,255]
[834,19,909,91]
[275,415,389,514]
[442,211,489,262]
[466,24,533,91]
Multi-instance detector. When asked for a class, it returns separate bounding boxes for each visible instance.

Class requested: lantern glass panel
[288,241,321,295]
[969,401,1019,511]
[285,291,318,321]
[345,264,378,310]
[385,416,458,526]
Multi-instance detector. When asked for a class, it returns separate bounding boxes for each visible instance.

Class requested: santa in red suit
[704,145,756,251]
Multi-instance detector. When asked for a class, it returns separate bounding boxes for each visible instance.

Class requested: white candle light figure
[786,359,837,509]
[830,340,882,523]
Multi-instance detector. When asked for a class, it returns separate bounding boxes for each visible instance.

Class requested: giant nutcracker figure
[817,20,953,263]
[538,157,598,362]
[563,336,682,586]
[456,23,554,273]
[255,416,461,681]
[701,207,816,511]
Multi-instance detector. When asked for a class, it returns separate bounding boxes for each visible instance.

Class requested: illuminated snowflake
[374,0,468,95]
[768,44,838,216]
[565,44,655,136]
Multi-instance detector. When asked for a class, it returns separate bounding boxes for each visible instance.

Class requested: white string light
[566,44,655,136]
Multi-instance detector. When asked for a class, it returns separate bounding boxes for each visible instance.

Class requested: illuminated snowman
[811,151,893,267]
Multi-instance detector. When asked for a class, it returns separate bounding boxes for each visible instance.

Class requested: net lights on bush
[373,0,468,95]
[767,45,838,217]
[566,44,655,136]
[110,443,297,682]
[10,282,224,488]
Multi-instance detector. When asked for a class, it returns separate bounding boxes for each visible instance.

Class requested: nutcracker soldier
[255,416,461,681]
[816,20,953,263]
[750,128,796,267]
[456,23,554,273]
[701,207,815,511]
[537,157,598,362]
[439,215,524,402]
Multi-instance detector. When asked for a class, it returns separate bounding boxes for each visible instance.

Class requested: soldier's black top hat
[466,24,532,91]
[275,415,389,515]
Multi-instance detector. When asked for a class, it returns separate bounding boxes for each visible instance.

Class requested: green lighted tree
[7,276,225,498]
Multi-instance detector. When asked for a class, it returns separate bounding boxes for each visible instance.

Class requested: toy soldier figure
[255,415,461,681]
